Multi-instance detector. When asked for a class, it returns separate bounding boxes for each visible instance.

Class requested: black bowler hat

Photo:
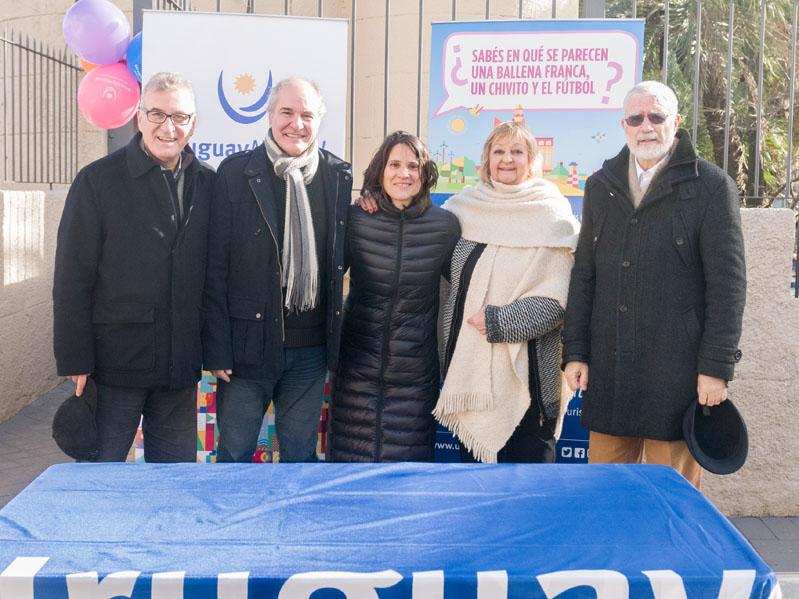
[682,399,748,475]
[52,378,100,461]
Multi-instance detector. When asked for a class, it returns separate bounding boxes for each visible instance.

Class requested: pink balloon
[77,62,140,129]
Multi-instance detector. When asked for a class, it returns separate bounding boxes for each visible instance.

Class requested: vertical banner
[142,11,348,169]
[428,19,644,463]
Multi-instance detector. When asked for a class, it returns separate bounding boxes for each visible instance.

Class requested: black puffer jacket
[329,198,460,462]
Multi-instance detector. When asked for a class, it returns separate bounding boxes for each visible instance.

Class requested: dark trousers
[459,399,556,464]
[93,382,197,463]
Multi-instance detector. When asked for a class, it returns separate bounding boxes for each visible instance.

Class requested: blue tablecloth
[0,463,779,598]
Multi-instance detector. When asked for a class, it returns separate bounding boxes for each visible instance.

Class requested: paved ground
[0,381,797,595]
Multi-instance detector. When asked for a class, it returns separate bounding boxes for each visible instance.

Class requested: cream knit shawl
[434,178,579,463]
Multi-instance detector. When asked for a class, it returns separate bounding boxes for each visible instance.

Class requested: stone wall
[0,189,65,422]
[703,208,799,516]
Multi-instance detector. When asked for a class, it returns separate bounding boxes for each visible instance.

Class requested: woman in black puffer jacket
[329,132,460,462]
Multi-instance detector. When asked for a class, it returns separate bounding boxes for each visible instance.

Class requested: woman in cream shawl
[435,121,580,464]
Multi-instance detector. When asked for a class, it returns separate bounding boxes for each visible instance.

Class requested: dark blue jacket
[202,143,352,380]
[53,134,215,389]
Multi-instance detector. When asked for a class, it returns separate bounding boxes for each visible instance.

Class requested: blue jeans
[215,345,327,463]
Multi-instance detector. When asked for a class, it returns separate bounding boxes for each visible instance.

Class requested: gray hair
[266,77,327,120]
[623,80,679,116]
[141,72,196,108]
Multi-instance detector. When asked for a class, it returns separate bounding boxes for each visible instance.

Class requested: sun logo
[218,70,272,124]
[234,73,256,95]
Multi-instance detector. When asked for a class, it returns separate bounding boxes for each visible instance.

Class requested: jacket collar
[376,191,428,219]
[125,132,199,179]
[599,129,699,202]
[243,142,271,177]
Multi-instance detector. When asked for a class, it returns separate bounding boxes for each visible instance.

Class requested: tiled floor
[0,382,797,593]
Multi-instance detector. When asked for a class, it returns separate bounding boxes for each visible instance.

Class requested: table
[0,463,780,598]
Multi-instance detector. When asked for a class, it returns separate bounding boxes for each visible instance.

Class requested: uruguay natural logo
[217,70,272,124]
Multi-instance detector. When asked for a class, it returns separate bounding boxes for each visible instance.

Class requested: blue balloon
[126,32,142,83]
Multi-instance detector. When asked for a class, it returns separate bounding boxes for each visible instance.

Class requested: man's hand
[564,361,589,392]
[466,304,487,335]
[697,373,727,406]
[212,369,233,383]
[69,374,89,397]
[354,191,378,213]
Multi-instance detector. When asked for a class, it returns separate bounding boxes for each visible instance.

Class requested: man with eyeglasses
[53,72,214,462]
[561,81,746,488]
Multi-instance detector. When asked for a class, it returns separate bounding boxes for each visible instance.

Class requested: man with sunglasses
[53,72,214,462]
[562,81,746,488]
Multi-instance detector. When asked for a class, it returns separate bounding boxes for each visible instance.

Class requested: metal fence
[605,0,798,212]
[0,29,80,185]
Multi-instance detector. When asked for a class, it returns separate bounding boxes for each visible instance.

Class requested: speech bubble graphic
[602,61,623,104]
[434,30,639,116]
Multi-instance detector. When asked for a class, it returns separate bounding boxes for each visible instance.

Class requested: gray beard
[628,139,671,163]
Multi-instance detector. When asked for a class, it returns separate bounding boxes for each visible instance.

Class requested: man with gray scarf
[203,78,353,462]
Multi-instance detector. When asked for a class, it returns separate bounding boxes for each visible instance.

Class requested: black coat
[202,144,352,379]
[562,130,746,440]
[53,134,215,389]
[329,199,460,462]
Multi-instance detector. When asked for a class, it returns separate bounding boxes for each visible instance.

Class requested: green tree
[604,0,798,208]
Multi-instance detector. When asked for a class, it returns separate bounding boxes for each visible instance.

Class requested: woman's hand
[354,191,379,213]
[467,304,487,335]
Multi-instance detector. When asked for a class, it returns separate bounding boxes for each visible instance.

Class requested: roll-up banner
[141,11,348,169]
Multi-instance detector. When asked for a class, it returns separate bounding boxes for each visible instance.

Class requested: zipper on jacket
[329,170,340,335]
[161,175,180,232]
[377,209,405,460]
[253,191,285,342]
[528,339,546,427]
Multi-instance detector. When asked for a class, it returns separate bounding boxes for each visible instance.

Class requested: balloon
[79,58,98,72]
[63,0,130,65]
[126,32,142,82]
[77,62,140,129]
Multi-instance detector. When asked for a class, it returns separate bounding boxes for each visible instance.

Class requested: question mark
[601,61,623,105]
[450,44,468,87]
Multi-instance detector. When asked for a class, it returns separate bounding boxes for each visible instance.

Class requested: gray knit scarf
[265,133,320,313]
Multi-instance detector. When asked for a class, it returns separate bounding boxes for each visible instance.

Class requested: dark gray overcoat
[562,130,746,440]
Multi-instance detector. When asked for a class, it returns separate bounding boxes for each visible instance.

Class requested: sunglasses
[624,112,668,127]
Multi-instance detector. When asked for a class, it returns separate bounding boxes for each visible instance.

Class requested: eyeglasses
[140,108,193,126]
[624,112,668,127]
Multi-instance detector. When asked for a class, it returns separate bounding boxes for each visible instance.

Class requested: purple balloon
[63,0,130,65]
